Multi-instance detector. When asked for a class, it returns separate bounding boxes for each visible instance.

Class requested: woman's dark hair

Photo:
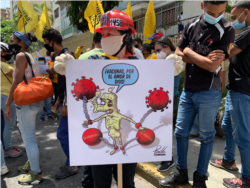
[46,51,51,56]
[203,1,227,7]
[155,36,176,52]
[93,32,102,44]
[13,32,37,43]
[127,37,135,55]
[134,37,143,45]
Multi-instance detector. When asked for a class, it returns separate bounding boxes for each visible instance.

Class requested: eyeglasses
[155,47,163,53]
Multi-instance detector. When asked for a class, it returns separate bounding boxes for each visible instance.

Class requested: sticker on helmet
[101,14,108,27]
[110,19,122,27]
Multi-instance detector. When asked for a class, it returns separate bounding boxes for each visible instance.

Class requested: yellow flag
[84,0,104,33]
[143,0,156,44]
[35,2,51,42]
[17,1,38,32]
[126,1,133,21]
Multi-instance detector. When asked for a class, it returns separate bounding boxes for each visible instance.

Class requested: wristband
[135,123,142,129]
[88,120,92,125]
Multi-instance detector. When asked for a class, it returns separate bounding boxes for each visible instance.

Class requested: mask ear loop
[112,28,132,57]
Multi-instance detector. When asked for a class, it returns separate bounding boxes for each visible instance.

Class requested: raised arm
[82,114,107,128]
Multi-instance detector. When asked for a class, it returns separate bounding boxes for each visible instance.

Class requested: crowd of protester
[1,1,250,188]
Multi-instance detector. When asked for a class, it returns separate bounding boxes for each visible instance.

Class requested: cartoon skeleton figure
[83,88,146,155]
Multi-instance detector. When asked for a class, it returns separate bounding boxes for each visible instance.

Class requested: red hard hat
[95,10,136,35]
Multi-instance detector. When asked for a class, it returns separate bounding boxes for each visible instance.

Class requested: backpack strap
[22,52,35,85]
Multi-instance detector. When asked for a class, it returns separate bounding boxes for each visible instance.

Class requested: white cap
[0,42,9,52]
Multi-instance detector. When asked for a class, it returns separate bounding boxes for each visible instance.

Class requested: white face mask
[101,34,125,56]
[156,51,167,59]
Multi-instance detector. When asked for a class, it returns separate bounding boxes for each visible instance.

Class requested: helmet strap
[112,28,132,57]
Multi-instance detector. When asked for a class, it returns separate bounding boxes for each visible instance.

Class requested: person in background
[42,28,78,179]
[36,47,42,58]
[160,1,235,187]
[210,2,250,188]
[1,42,22,158]
[45,51,51,65]
[5,31,43,185]
[153,36,183,172]
[142,44,152,59]
[74,46,86,59]
[133,37,143,50]
[47,52,58,106]
[147,32,164,59]
[79,32,103,60]
[38,57,46,65]
[177,11,184,36]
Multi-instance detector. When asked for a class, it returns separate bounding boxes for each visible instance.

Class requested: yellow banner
[17,1,38,32]
[143,0,156,44]
[35,2,51,42]
[84,0,104,33]
[126,1,133,21]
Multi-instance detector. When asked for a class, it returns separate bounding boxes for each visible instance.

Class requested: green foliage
[66,1,119,32]
[1,17,18,43]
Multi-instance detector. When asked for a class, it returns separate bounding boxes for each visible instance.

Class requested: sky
[1,1,10,9]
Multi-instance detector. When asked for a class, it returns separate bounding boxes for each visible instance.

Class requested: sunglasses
[155,47,163,53]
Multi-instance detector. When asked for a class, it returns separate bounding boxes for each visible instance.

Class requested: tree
[33,3,54,25]
[66,1,119,32]
[1,17,18,43]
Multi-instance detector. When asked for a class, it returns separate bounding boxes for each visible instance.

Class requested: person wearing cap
[147,32,164,60]
[5,32,43,185]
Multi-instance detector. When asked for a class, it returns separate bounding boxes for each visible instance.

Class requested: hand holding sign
[102,64,139,93]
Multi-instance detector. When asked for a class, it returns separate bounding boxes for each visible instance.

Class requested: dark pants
[82,166,94,188]
[57,107,70,165]
[92,163,137,188]
[1,110,5,146]
[52,82,58,103]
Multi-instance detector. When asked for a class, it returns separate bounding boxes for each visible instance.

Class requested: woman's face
[9,34,22,46]
[154,43,172,56]
[101,29,121,38]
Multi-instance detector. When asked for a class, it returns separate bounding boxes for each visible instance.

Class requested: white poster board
[66,60,175,166]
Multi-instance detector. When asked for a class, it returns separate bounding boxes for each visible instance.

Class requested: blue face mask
[8,56,14,63]
[204,12,224,25]
[232,11,246,30]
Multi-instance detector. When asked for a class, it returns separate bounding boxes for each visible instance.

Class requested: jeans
[222,90,250,180]
[57,106,69,165]
[1,140,5,167]
[40,97,52,118]
[16,101,43,173]
[92,163,137,188]
[1,94,16,150]
[174,89,221,176]
[190,115,199,135]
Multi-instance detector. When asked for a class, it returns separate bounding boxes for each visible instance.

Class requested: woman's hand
[4,105,12,121]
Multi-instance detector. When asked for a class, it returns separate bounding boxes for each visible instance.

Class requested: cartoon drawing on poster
[66,60,175,166]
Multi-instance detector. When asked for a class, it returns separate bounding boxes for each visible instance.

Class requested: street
[1,118,241,188]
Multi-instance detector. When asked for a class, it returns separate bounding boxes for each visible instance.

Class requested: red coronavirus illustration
[145,87,171,111]
[82,128,103,146]
[71,77,99,101]
[136,129,155,146]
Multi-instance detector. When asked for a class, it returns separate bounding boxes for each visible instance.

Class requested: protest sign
[66,60,175,166]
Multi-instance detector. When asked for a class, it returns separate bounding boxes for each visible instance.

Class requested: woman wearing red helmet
[88,10,139,188]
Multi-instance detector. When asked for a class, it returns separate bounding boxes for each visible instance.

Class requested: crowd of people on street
[1,1,250,188]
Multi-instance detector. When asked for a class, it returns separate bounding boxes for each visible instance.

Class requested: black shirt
[57,48,73,105]
[178,15,235,92]
[227,26,250,96]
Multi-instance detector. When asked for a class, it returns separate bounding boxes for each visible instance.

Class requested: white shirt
[177,15,184,22]
[134,48,144,59]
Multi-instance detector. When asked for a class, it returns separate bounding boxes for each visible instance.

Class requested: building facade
[1,8,11,20]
